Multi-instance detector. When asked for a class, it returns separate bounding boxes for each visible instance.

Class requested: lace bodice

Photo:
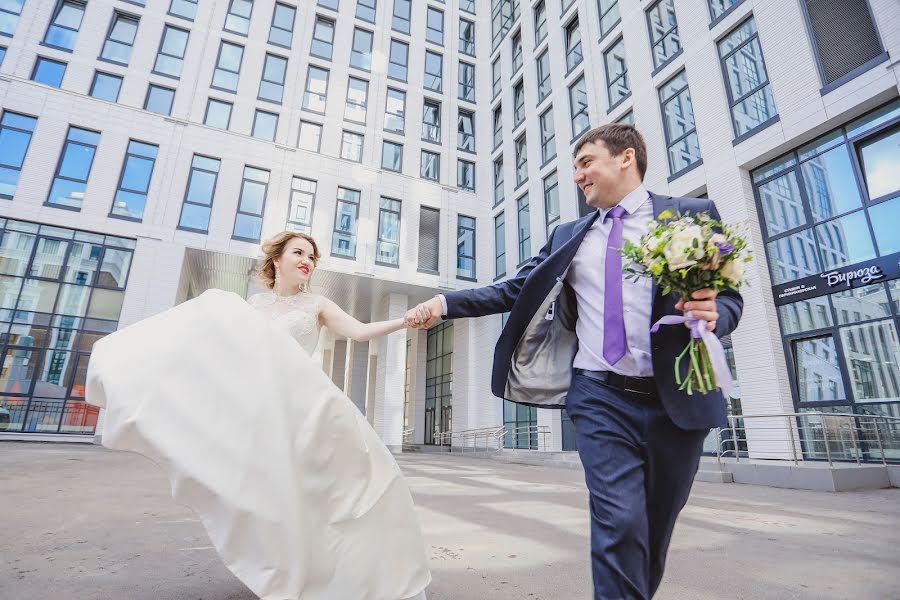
[248,291,322,354]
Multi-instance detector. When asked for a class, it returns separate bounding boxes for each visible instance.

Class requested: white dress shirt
[437,185,655,377]
[568,185,654,376]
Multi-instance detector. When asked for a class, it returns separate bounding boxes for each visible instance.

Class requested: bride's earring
[274,265,282,294]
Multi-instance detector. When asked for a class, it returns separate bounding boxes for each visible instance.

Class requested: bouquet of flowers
[621,210,751,395]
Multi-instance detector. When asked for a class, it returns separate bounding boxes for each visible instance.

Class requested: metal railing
[712,412,900,467]
[433,425,552,452]
[401,427,414,445]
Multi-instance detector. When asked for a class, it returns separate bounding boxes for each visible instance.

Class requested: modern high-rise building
[0,0,898,460]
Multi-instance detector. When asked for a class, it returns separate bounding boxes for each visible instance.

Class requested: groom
[406,124,743,599]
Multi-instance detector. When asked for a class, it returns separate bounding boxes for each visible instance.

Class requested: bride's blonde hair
[258,231,322,290]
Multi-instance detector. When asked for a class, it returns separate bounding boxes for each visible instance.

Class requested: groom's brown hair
[573,124,648,180]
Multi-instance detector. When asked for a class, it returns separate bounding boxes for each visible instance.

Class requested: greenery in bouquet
[621,210,751,394]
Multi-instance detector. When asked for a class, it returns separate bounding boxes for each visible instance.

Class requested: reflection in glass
[846,99,900,139]
[0,231,35,276]
[377,198,401,266]
[659,71,700,175]
[792,336,845,402]
[832,283,890,325]
[332,188,359,258]
[98,248,131,288]
[758,171,805,236]
[35,349,74,398]
[604,38,629,106]
[55,284,90,317]
[814,211,875,271]
[718,18,777,136]
[86,288,124,321]
[839,320,900,403]
[767,228,820,285]
[32,57,66,87]
[801,146,863,222]
[0,346,37,396]
[869,196,900,256]
[890,280,900,314]
[778,296,832,335]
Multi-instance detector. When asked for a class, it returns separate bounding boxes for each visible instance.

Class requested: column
[372,292,408,452]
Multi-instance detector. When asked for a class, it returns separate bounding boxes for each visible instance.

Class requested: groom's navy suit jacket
[443,193,743,431]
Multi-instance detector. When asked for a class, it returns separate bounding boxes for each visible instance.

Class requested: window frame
[231,165,270,243]
[177,154,221,233]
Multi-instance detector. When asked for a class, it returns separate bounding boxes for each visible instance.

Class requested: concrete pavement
[1,442,898,599]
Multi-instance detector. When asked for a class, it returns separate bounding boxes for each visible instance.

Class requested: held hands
[404,297,443,329]
[674,289,719,332]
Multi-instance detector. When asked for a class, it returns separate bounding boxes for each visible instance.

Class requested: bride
[86,231,431,600]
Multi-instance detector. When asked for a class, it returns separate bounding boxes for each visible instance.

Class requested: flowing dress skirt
[87,290,431,600]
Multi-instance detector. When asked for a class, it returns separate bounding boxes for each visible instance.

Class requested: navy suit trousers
[566,373,708,599]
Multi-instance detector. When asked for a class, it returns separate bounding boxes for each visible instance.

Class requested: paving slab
[1,443,898,600]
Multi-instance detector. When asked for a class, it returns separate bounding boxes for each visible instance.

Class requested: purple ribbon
[650,312,734,398]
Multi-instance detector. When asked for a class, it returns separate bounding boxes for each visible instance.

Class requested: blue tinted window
[48,127,100,210]
[44,0,85,51]
[111,140,158,220]
[869,198,900,256]
[224,0,252,35]
[101,13,139,65]
[32,57,67,87]
[169,0,198,20]
[269,3,295,47]
[0,111,38,199]
[233,166,269,242]
[0,47,5,65]
[89,72,122,102]
[179,154,220,232]
[205,99,232,129]
[252,110,278,141]
[154,25,189,78]
[144,84,174,115]
[0,0,25,37]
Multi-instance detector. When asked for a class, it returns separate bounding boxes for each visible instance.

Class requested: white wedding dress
[86,289,431,600]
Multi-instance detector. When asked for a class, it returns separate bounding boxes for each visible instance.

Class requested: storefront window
[755,100,900,427]
[792,336,846,403]
[0,219,134,435]
[869,197,900,256]
[839,320,900,403]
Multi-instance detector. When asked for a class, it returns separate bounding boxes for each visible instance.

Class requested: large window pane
[44,0,86,51]
[303,67,329,113]
[758,171,806,236]
[604,37,629,107]
[32,57,67,87]
[832,284,890,325]
[802,146,863,222]
[0,111,38,199]
[858,127,900,201]
[840,320,900,403]
[869,197,900,256]
[814,211,875,271]
[793,336,846,402]
[778,296,833,335]
[767,229,820,285]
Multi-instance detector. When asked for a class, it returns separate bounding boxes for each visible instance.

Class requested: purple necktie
[603,205,627,365]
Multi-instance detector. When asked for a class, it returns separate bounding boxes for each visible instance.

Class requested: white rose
[663,224,703,270]
[720,258,744,284]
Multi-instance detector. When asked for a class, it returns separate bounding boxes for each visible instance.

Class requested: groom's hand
[404,297,443,329]
[675,289,719,332]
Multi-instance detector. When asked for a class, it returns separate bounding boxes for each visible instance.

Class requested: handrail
[432,425,552,452]
[712,411,899,466]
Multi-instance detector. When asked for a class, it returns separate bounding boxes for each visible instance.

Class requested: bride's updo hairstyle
[258,231,322,290]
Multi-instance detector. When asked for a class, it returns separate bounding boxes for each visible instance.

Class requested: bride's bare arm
[318,297,407,342]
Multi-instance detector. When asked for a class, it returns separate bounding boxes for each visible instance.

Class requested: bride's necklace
[270,283,311,304]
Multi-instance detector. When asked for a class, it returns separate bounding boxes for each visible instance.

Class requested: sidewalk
[2,442,898,599]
